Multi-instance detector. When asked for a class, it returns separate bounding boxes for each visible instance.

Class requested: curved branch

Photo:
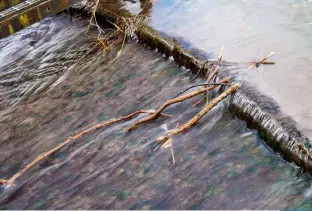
[127,78,230,131]
[1,110,152,186]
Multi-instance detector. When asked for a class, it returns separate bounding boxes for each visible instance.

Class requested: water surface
[0,4,312,210]
[150,0,312,138]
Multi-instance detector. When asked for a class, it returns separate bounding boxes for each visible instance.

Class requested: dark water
[0,3,312,209]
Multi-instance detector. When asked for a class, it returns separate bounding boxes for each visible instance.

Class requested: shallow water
[0,3,312,210]
[149,0,312,139]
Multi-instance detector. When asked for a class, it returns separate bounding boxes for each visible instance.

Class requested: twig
[204,46,224,106]
[106,19,125,34]
[107,30,127,65]
[86,0,100,35]
[0,110,153,186]
[226,53,275,81]
[189,60,209,84]
[173,82,232,99]
[157,84,239,145]
[208,45,224,82]
[126,78,230,131]
[261,61,275,65]
[204,46,224,83]
[245,52,275,72]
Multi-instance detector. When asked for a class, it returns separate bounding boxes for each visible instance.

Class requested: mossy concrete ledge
[136,25,215,78]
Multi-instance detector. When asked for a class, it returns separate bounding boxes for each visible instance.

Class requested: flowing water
[150,0,312,139]
[1,0,312,209]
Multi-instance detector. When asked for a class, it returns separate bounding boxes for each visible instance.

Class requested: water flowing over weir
[229,92,310,169]
[133,24,312,171]
[2,0,312,209]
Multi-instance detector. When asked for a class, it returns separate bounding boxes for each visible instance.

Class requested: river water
[150,0,312,138]
[1,0,312,209]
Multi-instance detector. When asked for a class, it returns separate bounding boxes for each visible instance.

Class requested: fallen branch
[157,83,239,145]
[0,110,154,186]
[127,78,230,131]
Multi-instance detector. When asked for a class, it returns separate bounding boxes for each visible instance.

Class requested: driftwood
[157,84,239,145]
[127,78,230,131]
[0,110,155,186]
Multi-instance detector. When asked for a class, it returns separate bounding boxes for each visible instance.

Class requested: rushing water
[1,1,312,209]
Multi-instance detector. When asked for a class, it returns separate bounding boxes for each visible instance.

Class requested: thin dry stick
[191,66,223,106]
[201,46,224,106]
[157,83,239,145]
[189,60,209,84]
[207,45,224,82]
[192,53,275,106]
[107,29,127,65]
[1,110,153,186]
[227,52,275,82]
[127,78,230,131]
[86,0,100,35]
[173,82,232,99]
[245,52,275,72]
[261,61,275,65]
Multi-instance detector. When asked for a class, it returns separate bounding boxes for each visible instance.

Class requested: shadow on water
[0,2,312,210]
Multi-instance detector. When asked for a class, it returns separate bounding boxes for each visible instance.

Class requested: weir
[0,0,311,178]
[134,25,312,172]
